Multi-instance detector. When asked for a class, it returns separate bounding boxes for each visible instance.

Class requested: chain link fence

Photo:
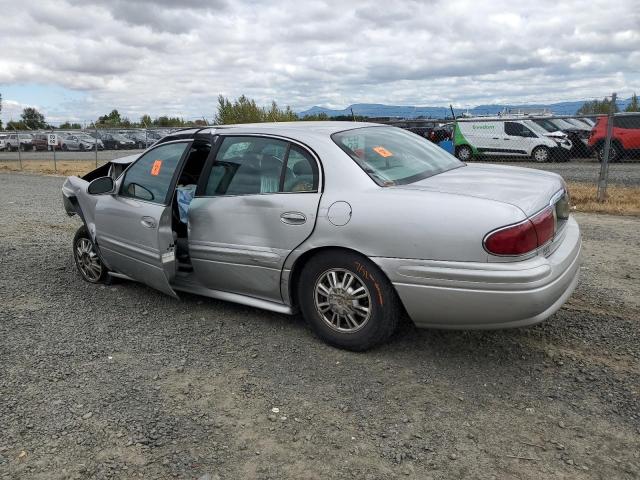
[1,98,638,192]
[0,127,180,171]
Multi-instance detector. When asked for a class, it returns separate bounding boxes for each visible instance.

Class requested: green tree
[576,97,619,115]
[97,109,122,126]
[21,107,47,129]
[215,95,299,124]
[625,93,639,112]
[59,121,82,129]
[140,114,152,126]
[6,120,26,130]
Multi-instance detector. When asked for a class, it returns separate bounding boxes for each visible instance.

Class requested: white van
[453,119,573,162]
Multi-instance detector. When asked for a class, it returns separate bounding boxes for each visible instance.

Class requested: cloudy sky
[0,0,638,124]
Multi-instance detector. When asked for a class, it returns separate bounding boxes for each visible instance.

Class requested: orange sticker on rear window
[372,146,393,157]
[151,160,162,176]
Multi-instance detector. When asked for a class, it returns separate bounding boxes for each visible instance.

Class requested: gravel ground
[1,172,639,480]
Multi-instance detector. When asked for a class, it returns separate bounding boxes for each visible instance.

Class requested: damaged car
[62,123,581,350]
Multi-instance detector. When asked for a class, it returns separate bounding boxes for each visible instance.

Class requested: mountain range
[298,97,632,119]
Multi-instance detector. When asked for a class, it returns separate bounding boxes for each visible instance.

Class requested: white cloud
[0,0,638,122]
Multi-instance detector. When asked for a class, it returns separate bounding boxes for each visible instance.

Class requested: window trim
[195,133,323,198]
[118,139,193,206]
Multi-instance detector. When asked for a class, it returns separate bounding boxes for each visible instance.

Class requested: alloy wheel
[314,268,372,333]
[75,237,103,282]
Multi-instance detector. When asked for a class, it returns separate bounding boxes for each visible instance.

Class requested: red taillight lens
[484,220,538,255]
[531,206,555,245]
[484,206,556,256]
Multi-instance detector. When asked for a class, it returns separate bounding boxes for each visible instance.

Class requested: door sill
[171,276,294,315]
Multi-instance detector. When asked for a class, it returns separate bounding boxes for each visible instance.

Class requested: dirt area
[567,182,640,216]
[0,172,639,480]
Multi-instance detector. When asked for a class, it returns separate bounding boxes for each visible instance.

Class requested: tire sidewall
[532,146,549,163]
[298,251,398,350]
[456,145,472,161]
[73,227,107,283]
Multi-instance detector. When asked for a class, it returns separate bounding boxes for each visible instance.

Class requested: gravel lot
[1,172,639,480]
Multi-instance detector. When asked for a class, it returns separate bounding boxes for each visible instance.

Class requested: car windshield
[332,126,463,186]
[533,119,560,132]
[19,134,32,139]
[550,119,575,130]
[113,134,129,141]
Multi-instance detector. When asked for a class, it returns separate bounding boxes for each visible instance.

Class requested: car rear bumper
[373,216,581,329]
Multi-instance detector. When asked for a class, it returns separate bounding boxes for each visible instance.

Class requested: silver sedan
[62,122,581,350]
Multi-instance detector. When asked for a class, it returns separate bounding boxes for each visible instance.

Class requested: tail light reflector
[484,206,556,256]
[531,206,555,245]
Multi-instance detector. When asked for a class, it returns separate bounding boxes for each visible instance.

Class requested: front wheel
[298,250,401,351]
[73,226,108,283]
[456,145,473,161]
[532,146,550,163]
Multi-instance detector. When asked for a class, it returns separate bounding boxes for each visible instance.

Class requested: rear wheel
[298,250,401,351]
[456,145,473,161]
[598,143,620,162]
[532,146,550,163]
[73,226,108,283]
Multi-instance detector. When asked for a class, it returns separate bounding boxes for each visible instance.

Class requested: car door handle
[140,216,156,228]
[280,212,306,225]
[492,137,499,140]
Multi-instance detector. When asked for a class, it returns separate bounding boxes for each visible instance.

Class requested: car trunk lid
[392,163,565,216]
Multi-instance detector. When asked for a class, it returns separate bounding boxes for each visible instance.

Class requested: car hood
[391,163,564,216]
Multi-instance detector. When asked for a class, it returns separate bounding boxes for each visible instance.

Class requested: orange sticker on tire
[373,146,393,157]
[151,160,162,176]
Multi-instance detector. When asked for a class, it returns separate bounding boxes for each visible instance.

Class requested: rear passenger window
[205,137,318,196]
[283,146,318,192]
[614,115,640,129]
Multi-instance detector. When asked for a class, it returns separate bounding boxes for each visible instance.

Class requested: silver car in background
[62,122,581,350]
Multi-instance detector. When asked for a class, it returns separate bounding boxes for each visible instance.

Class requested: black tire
[62,144,68,151]
[298,250,401,351]
[456,145,473,161]
[597,143,621,163]
[532,146,550,163]
[73,226,108,284]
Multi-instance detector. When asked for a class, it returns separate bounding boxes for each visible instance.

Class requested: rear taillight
[530,206,555,245]
[484,206,556,256]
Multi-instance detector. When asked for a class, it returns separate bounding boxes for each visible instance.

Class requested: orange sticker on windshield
[373,146,393,157]
[151,160,162,176]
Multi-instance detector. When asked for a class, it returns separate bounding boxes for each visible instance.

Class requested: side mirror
[88,176,115,195]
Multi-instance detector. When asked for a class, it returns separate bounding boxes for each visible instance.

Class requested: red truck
[588,114,640,162]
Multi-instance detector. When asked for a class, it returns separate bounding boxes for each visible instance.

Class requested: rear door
[188,135,322,303]
[94,140,192,297]
[614,115,640,149]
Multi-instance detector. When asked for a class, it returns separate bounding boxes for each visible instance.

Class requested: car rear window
[332,126,462,186]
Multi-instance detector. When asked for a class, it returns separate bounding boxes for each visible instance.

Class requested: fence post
[597,92,616,202]
[53,130,57,172]
[95,125,99,167]
[13,126,22,170]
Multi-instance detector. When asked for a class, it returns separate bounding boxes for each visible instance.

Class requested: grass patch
[567,182,640,216]
[0,160,101,177]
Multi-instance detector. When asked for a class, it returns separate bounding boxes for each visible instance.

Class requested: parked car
[62,123,581,350]
[32,133,51,151]
[100,133,136,150]
[4,133,34,151]
[61,133,104,151]
[124,130,152,149]
[453,119,573,162]
[532,118,591,157]
[0,136,6,151]
[588,113,640,162]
